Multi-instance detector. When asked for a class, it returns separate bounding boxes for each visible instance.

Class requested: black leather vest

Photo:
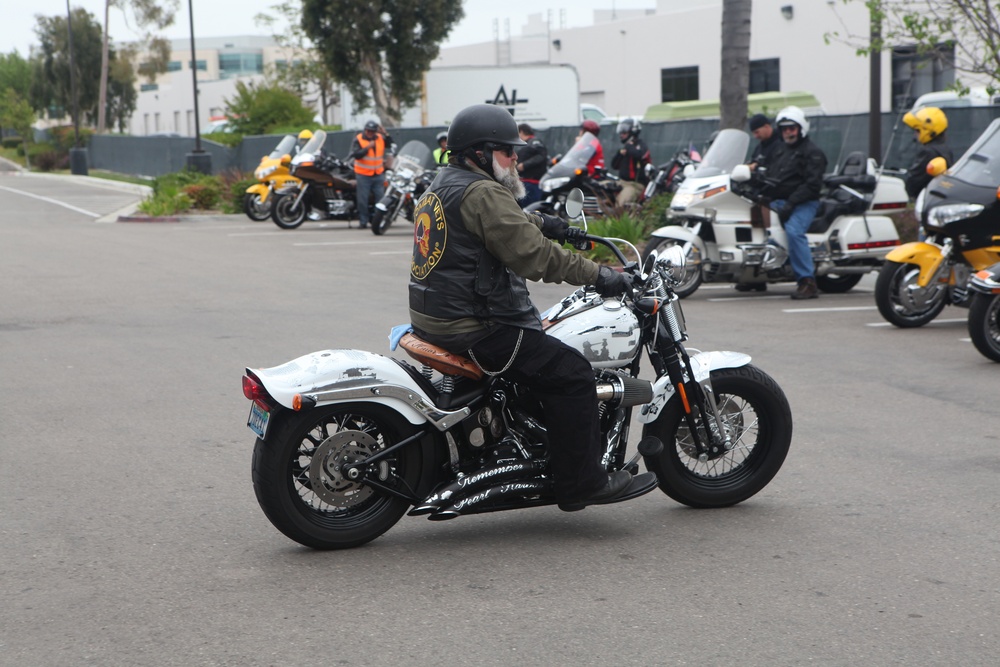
[409,165,539,328]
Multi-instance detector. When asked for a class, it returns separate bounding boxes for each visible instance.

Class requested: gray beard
[493,155,526,200]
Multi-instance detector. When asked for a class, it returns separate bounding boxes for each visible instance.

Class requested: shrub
[181,182,221,210]
[217,169,256,214]
[34,151,67,172]
[137,184,192,216]
[2,136,21,150]
[579,212,649,264]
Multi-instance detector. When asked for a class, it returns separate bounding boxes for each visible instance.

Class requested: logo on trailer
[411,193,447,280]
[487,85,528,116]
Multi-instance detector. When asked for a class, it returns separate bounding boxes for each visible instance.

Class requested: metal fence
[87,107,1000,179]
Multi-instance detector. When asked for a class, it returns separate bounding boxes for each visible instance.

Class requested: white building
[127,1,991,136]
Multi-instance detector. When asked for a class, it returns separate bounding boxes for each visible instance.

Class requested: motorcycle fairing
[636,350,751,424]
[249,349,466,429]
[818,214,900,258]
[885,241,946,287]
[647,224,708,259]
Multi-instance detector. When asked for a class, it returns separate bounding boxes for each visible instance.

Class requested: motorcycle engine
[328,200,353,217]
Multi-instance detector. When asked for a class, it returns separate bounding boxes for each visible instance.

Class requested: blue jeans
[774,199,819,281]
[355,172,385,226]
[518,181,542,207]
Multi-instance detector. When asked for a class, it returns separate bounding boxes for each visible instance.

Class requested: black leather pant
[421,324,607,502]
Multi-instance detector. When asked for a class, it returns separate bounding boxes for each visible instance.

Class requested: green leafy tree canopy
[300,0,464,125]
[224,80,316,136]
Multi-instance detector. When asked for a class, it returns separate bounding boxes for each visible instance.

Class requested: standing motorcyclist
[515,123,547,206]
[767,106,828,300]
[611,117,651,206]
[903,106,953,199]
[350,120,392,229]
[408,103,633,511]
[433,131,450,165]
[578,119,605,176]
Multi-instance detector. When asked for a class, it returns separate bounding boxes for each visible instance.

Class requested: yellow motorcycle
[244,134,304,222]
[875,125,1000,327]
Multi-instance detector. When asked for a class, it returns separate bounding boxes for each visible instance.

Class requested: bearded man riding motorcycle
[408,103,633,511]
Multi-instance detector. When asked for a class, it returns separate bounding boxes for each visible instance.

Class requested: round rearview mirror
[565,188,585,219]
[731,164,752,183]
[927,156,947,177]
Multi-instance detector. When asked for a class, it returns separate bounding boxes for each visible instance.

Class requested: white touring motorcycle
[643,129,909,297]
[242,190,793,550]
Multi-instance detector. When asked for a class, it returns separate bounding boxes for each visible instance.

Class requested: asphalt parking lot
[2,172,999,666]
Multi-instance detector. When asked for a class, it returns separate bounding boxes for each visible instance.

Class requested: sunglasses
[487,143,515,157]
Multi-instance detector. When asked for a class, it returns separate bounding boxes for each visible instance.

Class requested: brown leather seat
[398,333,483,381]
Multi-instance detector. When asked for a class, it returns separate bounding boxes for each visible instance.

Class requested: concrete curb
[0,169,153,197]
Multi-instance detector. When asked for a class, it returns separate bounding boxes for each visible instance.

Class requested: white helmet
[776,106,809,138]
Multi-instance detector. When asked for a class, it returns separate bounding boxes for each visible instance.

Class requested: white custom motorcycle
[643,129,909,297]
[242,190,793,550]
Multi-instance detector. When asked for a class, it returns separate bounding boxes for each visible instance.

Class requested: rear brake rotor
[307,430,387,508]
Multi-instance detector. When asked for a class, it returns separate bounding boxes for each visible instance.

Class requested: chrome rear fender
[248,349,470,430]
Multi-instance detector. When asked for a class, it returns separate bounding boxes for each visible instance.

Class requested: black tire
[271,193,307,230]
[371,196,400,236]
[874,260,947,328]
[370,207,386,235]
[642,364,792,508]
[244,192,271,221]
[815,273,862,293]
[642,237,703,298]
[968,292,1000,362]
[252,403,421,549]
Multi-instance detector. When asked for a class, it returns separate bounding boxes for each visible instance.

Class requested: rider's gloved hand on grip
[539,214,570,243]
[595,265,632,297]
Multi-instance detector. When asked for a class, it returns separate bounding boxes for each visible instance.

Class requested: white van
[911,87,1000,111]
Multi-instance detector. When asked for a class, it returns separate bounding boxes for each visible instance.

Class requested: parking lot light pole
[185,0,212,174]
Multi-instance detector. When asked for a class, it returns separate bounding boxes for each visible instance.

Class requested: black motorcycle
[525,131,622,218]
[371,140,434,236]
[270,130,359,230]
[641,148,698,202]
[967,262,1000,361]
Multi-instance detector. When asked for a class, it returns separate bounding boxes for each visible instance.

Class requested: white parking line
[783,306,879,313]
[370,251,412,255]
[293,240,402,247]
[0,184,100,217]
[866,318,967,327]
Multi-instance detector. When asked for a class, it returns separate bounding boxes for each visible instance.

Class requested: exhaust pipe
[409,459,548,516]
[428,479,552,521]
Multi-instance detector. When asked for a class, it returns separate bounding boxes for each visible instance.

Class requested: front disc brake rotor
[307,430,388,508]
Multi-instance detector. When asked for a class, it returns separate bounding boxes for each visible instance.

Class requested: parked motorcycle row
[242,189,792,549]
[244,130,437,234]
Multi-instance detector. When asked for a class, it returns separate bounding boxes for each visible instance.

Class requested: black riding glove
[539,214,570,243]
[778,203,794,224]
[594,265,631,297]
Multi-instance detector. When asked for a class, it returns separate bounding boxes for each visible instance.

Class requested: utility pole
[185,0,211,174]
[869,9,882,160]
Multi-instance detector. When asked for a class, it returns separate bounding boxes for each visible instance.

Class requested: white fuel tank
[544,298,641,369]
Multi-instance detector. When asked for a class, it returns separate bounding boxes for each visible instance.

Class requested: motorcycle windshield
[689,129,750,178]
[943,118,1000,188]
[395,140,433,173]
[270,135,297,159]
[299,130,327,156]
[544,132,598,180]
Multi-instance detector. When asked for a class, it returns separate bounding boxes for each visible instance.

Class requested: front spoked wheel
[642,365,792,508]
[252,404,421,549]
[874,260,947,327]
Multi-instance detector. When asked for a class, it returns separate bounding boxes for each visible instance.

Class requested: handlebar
[565,227,636,268]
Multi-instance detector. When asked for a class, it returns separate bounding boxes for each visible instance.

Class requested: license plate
[247,401,270,439]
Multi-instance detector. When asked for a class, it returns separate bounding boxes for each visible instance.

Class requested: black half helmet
[446,104,527,152]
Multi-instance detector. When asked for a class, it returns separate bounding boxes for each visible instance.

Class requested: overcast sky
[1,1,657,58]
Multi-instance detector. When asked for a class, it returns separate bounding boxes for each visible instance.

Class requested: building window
[749,58,780,93]
[892,44,955,111]
[219,52,264,79]
[661,66,698,103]
[139,83,158,92]
[187,59,207,71]
[167,60,181,72]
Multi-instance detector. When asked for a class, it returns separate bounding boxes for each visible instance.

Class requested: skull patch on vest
[410,192,447,280]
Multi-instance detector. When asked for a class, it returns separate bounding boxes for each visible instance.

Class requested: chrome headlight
[927,203,984,228]
[670,185,726,210]
[542,176,571,192]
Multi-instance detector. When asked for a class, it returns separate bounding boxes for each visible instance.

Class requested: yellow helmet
[903,107,948,144]
[298,129,314,141]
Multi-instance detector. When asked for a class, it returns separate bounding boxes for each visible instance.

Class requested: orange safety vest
[354,133,386,176]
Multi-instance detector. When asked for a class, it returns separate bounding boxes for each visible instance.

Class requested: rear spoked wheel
[252,404,420,549]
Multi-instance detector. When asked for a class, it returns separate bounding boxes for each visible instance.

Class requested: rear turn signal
[242,375,263,401]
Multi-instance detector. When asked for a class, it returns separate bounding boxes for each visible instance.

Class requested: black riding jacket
[766,136,828,207]
[905,135,953,199]
[516,137,548,181]
[611,137,651,182]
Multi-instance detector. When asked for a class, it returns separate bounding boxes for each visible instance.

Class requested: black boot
[791,277,818,300]
[558,470,632,512]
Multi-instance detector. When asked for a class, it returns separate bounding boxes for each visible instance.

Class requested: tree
[256,0,339,125]
[1,89,36,168]
[831,1,1000,91]
[30,9,136,132]
[224,80,316,136]
[719,0,752,130]
[97,0,178,133]
[0,50,33,136]
[299,0,464,125]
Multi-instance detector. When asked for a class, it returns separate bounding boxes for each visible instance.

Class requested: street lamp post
[185,0,211,174]
[66,0,89,175]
